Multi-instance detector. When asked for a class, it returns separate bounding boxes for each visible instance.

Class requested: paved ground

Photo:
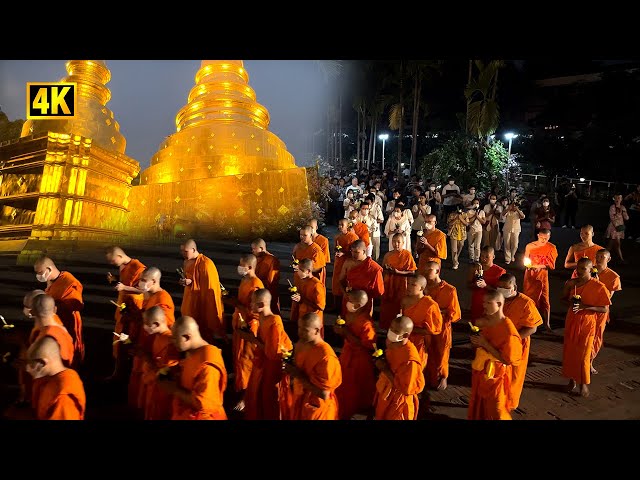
[1,210,640,420]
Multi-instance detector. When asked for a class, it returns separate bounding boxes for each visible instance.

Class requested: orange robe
[335,311,377,420]
[373,341,425,420]
[523,242,558,316]
[404,295,443,368]
[425,281,462,387]
[46,271,84,365]
[294,242,327,283]
[244,314,293,420]
[112,259,146,358]
[417,229,447,274]
[290,276,326,336]
[33,324,75,367]
[255,252,281,315]
[32,369,86,420]
[341,257,384,317]
[181,254,224,339]
[470,264,506,320]
[231,276,264,392]
[562,279,611,385]
[172,344,228,420]
[289,341,342,420]
[468,317,522,420]
[379,249,417,330]
[141,330,180,420]
[332,231,360,300]
[352,221,370,247]
[592,268,621,360]
[314,234,331,286]
[570,244,604,279]
[502,293,542,411]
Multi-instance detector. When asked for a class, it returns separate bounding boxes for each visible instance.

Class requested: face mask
[448,181,454,185]
[23,307,33,319]
[36,269,50,283]
[394,212,402,219]
[429,186,435,191]
[237,266,249,277]
[346,302,357,313]
[138,281,150,292]
[418,181,424,186]
[543,202,549,207]
[470,190,475,195]
[497,287,515,299]
[387,330,404,343]
[490,200,496,205]
[425,223,434,230]
[473,204,480,210]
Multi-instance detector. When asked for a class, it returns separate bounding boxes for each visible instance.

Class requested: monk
[239,289,293,420]
[497,274,543,412]
[284,313,342,420]
[159,316,228,420]
[379,233,417,330]
[34,256,84,367]
[29,294,75,367]
[348,208,371,250]
[290,258,326,336]
[226,253,264,410]
[373,315,425,420]
[334,290,377,420]
[339,240,384,317]
[292,226,327,283]
[332,218,360,312]
[401,275,443,369]
[564,225,604,277]
[139,306,180,420]
[467,246,506,320]
[251,238,281,315]
[523,228,558,331]
[416,214,447,276]
[424,261,462,390]
[591,249,622,374]
[307,218,331,286]
[561,258,611,398]
[105,246,146,380]
[468,290,522,420]
[27,336,86,420]
[179,239,224,340]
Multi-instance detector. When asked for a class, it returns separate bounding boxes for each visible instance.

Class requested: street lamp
[504,132,518,193]
[379,133,389,170]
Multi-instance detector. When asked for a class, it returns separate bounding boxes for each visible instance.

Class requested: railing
[518,174,638,202]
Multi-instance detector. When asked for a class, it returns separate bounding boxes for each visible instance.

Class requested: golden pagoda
[0,60,140,263]
[127,60,312,240]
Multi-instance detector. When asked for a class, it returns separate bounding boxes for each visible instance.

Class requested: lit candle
[523,257,532,268]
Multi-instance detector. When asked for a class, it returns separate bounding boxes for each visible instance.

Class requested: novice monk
[290,258,326,336]
[240,289,293,420]
[564,225,603,276]
[497,274,543,412]
[401,275,443,369]
[292,226,327,282]
[561,258,611,397]
[284,313,342,420]
[160,316,227,420]
[349,207,371,252]
[34,256,84,367]
[373,315,425,420]
[105,246,146,380]
[226,254,264,411]
[334,290,377,420]
[379,233,417,330]
[179,239,224,340]
[30,294,74,367]
[416,214,447,275]
[467,246,506,321]
[591,249,621,374]
[27,336,86,420]
[332,219,360,311]
[139,306,180,420]
[424,261,462,390]
[523,229,558,331]
[339,240,384,317]
[468,290,522,420]
[251,238,281,315]
[307,218,331,286]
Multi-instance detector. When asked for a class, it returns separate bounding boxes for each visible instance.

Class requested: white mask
[36,269,50,283]
[543,201,549,207]
[138,281,150,292]
[387,330,404,343]
[490,200,496,205]
[429,186,435,191]
[497,287,515,299]
[237,266,249,277]
[346,302,357,313]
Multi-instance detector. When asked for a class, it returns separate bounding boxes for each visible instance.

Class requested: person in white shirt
[343,189,357,219]
[411,193,431,255]
[359,200,377,258]
[384,202,412,253]
[501,200,526,264]
[344,177,363,199]
[366,193,385,262]
[482,193,502,249]
[441,176,461,219]
[466,199,486,263]
[386,189,403,216]
[461,186,477,208]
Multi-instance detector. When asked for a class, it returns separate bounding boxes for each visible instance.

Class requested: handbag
[615,224,626,232]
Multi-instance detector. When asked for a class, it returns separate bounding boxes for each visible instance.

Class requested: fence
[518,174,638,202]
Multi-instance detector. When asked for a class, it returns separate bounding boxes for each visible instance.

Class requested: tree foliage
[0,110,24,143]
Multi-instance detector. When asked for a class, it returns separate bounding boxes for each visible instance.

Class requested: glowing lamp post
[504,132,518,193]
[379,133,389,170]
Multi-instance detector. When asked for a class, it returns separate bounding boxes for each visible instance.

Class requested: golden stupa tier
[21,60,126,155]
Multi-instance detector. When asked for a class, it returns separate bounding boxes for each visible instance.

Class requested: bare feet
[590,364,598,375]
[567,379,577,393]
[233,399,245,412]
[437,377,448,391]
[580,384,590,397]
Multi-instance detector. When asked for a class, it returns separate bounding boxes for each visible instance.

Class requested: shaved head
[481,245,495,256]
[581,225,594,234]
[391,315,414,335]
[34,256,55,269]
[347,289,368,306]
[143,305,166,325]
[251,238,266,250]
[410,274,427,289]
[300,226,313,236]
[484,289,505,303]
[297,312,323,342]
[300,312,323,330]
[252,288,272,304]
[141,267,161,281]
[299,258,314,272]
[105,246,129,266]
[180,239,199,260]
[28,335,61,361]
[307,219,319,230]
[24,289,46,308]
[338,218,349,228]
[172,316,205,352]
[106,246,126,257]
[577,257,593,268]
[240,253,257,269]
[498,273,517,287]
[183,239,197,250]
[426,214,437,223]
[32,294,56,317]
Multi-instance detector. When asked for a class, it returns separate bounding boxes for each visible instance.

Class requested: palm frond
[315,60,344,81]
[389,103,403,131]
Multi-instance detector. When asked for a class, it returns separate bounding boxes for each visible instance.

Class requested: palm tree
[465,60,505,141]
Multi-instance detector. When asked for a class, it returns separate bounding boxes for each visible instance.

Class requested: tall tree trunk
[338,91,343,167]
[410,73,421,175]
[367,115,374,170]
[356,108,361,171]
[397,61,405,176]
[466,59,472,133]
[372,118,378,167]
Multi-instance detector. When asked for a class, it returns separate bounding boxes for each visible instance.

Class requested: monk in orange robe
[424,261,462,390]
[564,225,603,278]
[293,226,327,283]
[283,313,341,420]
[467,246,506,320]
[523,228,558,331]
[139,306,180,420]
[468,290,522,420]
[179,239,224,340]
[290,258,326,336]
[592,249,621,373]
[561,257,611,398]
[34,256,84,367]
[159,316,228,420]
[27,336,86,420]
[416,214,447,275]
[332,219,360,311]
[105,246,146,379]
[308,218,331,286]
[379,233,417,330]
[240,289,293,420]
[401,275,443,369]
[29,294,75,367]
[373,315,425,420]
[497,273,543,412]
[334,290,377,420]
[226,253,264,410]
[251,238,281,315]
[339,240,384,317]
[348,209,371,249]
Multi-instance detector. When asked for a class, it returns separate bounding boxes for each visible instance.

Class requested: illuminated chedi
[127,60,312,240]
